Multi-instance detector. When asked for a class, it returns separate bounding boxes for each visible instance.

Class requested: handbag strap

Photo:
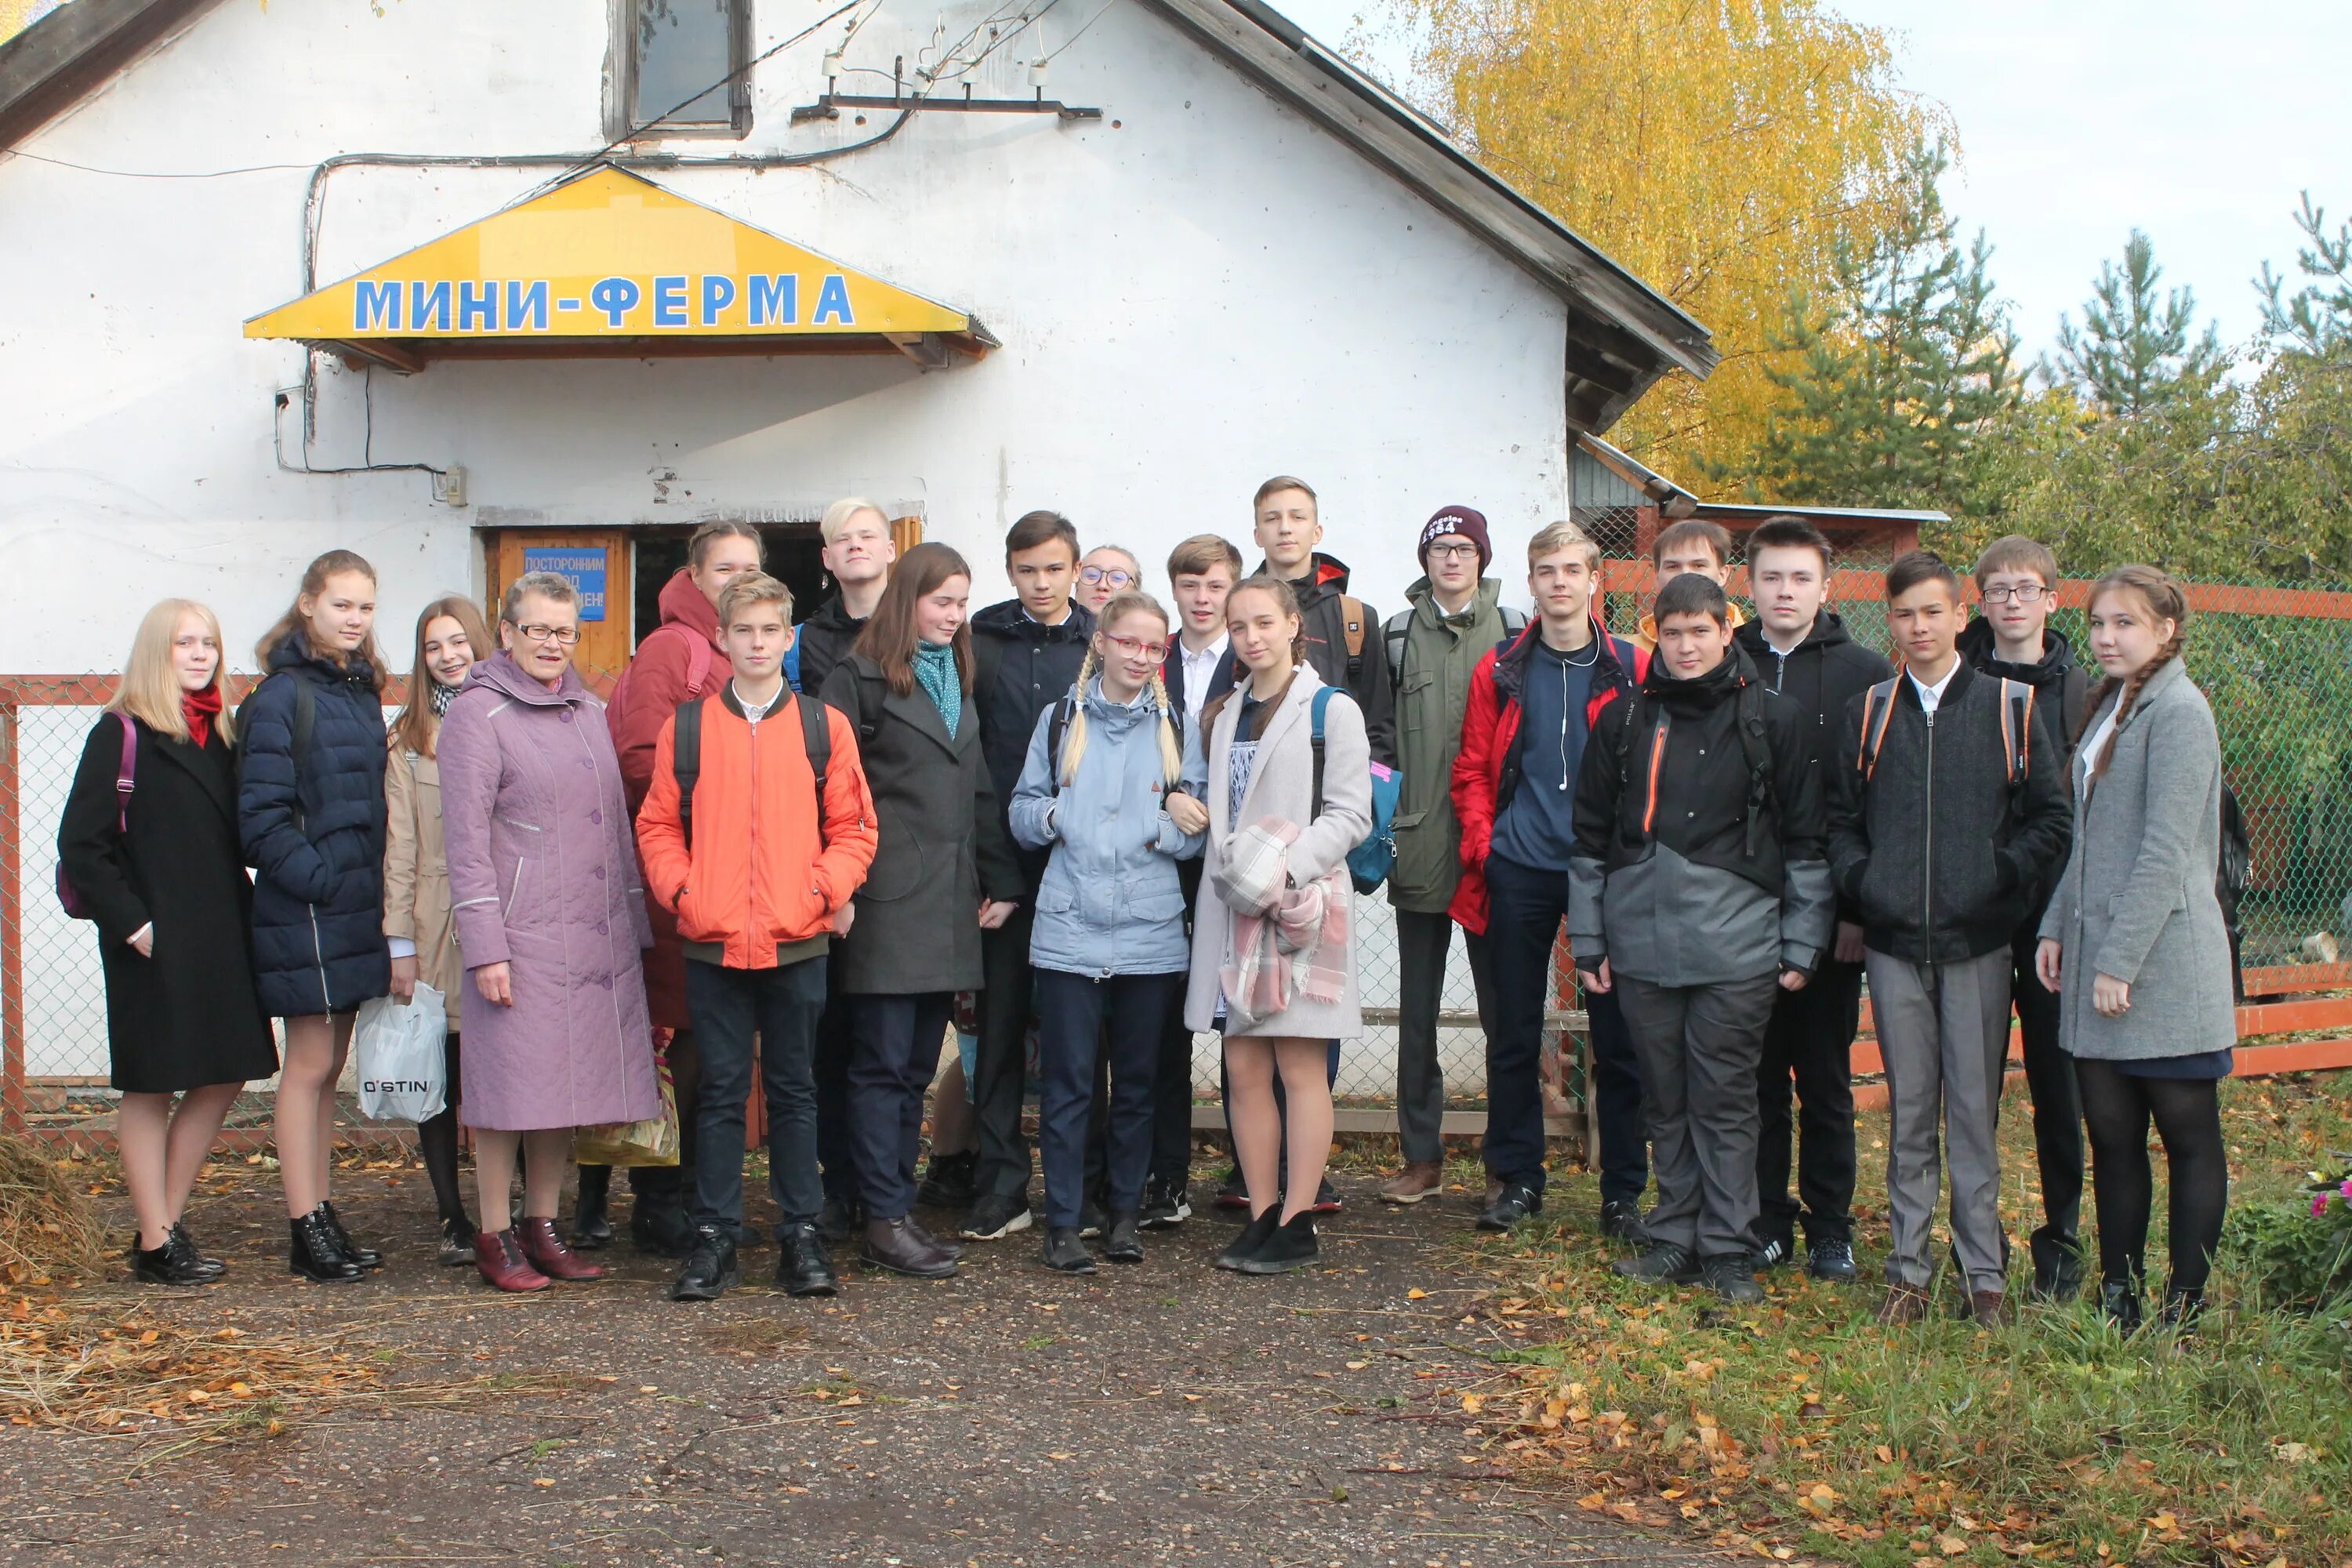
[113,713,138,833]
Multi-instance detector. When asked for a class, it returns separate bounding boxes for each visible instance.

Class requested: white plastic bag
[354,983,448,1123]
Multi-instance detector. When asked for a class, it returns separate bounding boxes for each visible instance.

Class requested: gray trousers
[1614,970,1780,1258]
[1865,947,2013,1293]
[1393,909,1495,1165]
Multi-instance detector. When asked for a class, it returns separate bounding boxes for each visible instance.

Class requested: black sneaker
[1476,1183,1541,1232]
[1138,1176,1190,1229]
[1214,1209,1280,1271]
[1598,1200,1649,1247]
[1612,1241,1700,1286]
[1238,1212,1319,1275]
[1805,1238,1858,1283]
[437,1216,479,1268]
[1214,1167,1250,1210]
[818,1192,862,1246]
[1102,1210,1145,1264]
[670,1225,739,1303]
[1309,1178,1342,1214]
[1078,1201,1109,1240]
[1753,1235,1794,1270]
[1042,1226,1097,1274]
[916,1150,979,1210]
[1702,1253,1766,1303]
[960,1192,1034,1241]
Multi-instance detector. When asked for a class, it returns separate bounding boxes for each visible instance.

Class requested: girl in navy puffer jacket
[238,550,393,1283]
[1010,593,1207,1273]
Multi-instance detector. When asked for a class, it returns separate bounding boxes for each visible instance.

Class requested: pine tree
[1727,141,2020,516]
[2046,230,2224,412]
[2257,191,2352,357]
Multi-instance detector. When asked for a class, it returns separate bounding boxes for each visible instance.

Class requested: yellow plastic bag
[575,1047,678,1168]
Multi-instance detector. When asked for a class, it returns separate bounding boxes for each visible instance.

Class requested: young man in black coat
[1958,534,2092,1301]
[1733,517,1894,1283]
[1571,573,1834,1303]
[1250,475,1396,767]
[1828,551,2072,1328]
[961,510,1097,1241]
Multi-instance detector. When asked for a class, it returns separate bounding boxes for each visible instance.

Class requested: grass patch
[1447,1072,2352,1566]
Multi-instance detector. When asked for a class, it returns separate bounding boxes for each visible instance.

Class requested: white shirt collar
[1908,662,1959,713]
[732,677,781,723]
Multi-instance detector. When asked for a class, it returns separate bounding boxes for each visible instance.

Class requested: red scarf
[183,684,223,749]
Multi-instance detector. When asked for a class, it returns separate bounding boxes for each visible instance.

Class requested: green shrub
[2220,1176,2352,1311]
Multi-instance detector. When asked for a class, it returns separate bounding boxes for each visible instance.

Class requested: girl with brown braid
[1008,593,1209,1272]
[2035,565,2237,1333]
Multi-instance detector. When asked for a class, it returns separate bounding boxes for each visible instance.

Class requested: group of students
[58,481,2238,1328]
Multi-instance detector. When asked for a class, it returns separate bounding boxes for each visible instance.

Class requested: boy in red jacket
[636,572,878,1303]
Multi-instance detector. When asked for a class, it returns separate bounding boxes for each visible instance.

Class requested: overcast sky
[1286,0,2351,359]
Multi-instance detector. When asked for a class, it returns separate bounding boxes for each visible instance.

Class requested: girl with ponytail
[1008,592,1208,1272]
[2035,565,2235,1333]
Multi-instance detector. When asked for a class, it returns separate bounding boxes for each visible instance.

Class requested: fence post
[1,691,25,1135]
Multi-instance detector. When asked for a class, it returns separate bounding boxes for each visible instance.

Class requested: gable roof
[0,0,1715,430]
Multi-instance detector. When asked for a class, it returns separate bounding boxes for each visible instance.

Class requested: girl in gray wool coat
[2037,565,2236,1333]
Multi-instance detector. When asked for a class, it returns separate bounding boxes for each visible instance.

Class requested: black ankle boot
[1042,1226,1097,1274]
[320,1201,381,1269]
[1102,1210,1145,1264]
[572,1165,614,1250]
[2158,1287,2205,1334]
[2100,1278,2144,1333]
[777,1224,840,1298]
[169,1222,227,1280]
[1214,1208,1281,1271]
[289,1206,364,1283]
[1237,1211,1319,1275]
[131,1229,212,1286]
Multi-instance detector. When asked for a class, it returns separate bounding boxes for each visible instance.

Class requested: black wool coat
[57,713,278,1093]
[818,655,1024,996]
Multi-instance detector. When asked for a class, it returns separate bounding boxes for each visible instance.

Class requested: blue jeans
[684,956,827,1236]
[845,992,954,1221]
[1036,969,1182,1229]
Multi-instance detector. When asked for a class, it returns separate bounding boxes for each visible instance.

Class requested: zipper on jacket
[309,907,330,1013]
[1642,715,1668,834]
[1921,706,1936,946]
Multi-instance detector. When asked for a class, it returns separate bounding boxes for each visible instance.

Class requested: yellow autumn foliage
[1399,0,1951,477]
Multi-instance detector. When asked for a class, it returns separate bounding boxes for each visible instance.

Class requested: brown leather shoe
[1968,1289,2012,1328]
[861,1216,959,1279]
[1875,1282,1931,1326]
[474,1228,550,1293]
[519,1216,606,1281]
[1378,1161,1444,1205]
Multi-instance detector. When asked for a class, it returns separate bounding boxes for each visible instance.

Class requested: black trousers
[972,907,1038,1202]
[1394,908,1496,1166]
[846,993,954,1221]
[1754,956,1864,1249]
[2005,924,2084,1249]
[684,957,826,1236]
[1036,971,1182,1228]
[1148,1004,1196,1188]
[815,946,858,1207]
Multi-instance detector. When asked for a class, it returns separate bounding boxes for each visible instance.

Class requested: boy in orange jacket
[637,572,878,1303]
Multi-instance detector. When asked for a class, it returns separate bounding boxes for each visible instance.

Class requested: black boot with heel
[289,1205,364,1283]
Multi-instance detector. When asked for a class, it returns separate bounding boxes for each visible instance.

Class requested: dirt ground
[1,1161,1715,1568]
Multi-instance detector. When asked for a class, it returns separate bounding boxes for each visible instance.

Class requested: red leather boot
[520,1216,605,1281]
[474,1227,550,1293]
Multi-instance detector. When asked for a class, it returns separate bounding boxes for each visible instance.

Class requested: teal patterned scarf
[912,641,963,737]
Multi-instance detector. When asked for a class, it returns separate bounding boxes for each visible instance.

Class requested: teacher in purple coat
[439,571,660,1293]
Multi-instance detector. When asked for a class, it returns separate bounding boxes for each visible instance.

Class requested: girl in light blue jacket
[1011,592,1208,1273]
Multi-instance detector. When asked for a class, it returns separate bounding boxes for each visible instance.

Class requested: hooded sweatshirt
[791,593,870,700]
[1957,616,2091,757]
[1255,551,1397,768]
[1734,612,1893,924]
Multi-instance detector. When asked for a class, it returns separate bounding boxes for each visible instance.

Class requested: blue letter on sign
[700,274,736,326]
[590,277,641,328]
[506,279,549,332]
[813,274,854,325]
[354,280,401,332]
[411,280,452,332]
[747,274,797,326]
[653,275,688,327]
[459,280,497,332]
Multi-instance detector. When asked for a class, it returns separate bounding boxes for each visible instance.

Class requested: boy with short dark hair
[1733,516,1893,1282]
[1571,572,1831,1301]
[1959,534,2092,1300]
[1828,550,2071,1327]
[1632,519,1746,652]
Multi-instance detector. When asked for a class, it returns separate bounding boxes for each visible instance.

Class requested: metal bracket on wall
[790,85,1102,124]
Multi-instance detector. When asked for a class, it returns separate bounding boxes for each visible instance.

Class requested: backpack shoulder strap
[1047,693,1077,781]
[796,692,830,850]
[1857,677,1901,782]
[1309,685,1334,819]
[1497,605,1530,641]
[782,637,803,695]
[112,712,138,834]
[1341,596,1367,677]
[1383,609,1411,687]
[854,667,887,744]
[2000,677,2033,798]
[672,697,704,851]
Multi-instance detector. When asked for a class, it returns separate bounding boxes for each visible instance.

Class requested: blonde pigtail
[1148,666,1185,788]
[1059,645,1099,786]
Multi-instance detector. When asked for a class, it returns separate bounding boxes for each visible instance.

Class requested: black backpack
[671,691,832,850]
[1616,677,1779,857]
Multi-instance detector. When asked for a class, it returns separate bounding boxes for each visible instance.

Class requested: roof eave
[0,0,223,149]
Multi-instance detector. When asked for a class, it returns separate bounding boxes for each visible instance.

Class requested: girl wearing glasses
[437,572,659,1291]
[240,550,394,1282]
[1010,593,1208,1272]
[1076,545,1143,615]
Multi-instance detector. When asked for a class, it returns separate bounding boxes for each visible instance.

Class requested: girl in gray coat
[1011,593,1208,1273]
[2036,565,2235,1331]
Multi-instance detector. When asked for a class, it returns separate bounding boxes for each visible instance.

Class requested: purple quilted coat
[437,652,659,1132]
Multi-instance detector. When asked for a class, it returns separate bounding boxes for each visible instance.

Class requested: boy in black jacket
[1958,535,2092,1301]
[1733,517,1893,1283]
[1571,573,1833,1302]
[1828,551,2071,1327]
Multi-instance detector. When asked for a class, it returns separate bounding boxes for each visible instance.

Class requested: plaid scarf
[1213,818,1349,1033]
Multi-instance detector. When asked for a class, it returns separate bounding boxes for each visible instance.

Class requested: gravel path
[3,1168,1719,1567]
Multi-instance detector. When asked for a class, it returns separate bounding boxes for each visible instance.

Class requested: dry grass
[0,1134,104,1282]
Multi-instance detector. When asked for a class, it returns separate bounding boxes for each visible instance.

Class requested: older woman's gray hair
[501,571,582,625]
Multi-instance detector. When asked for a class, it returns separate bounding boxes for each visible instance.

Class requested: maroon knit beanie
[1418,506,1492,574]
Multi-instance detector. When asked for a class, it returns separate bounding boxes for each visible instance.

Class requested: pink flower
[2319,1195,2332,1217]
[2340,1178,2352,1198]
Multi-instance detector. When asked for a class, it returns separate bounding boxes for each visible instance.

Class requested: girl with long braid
[1009,592,1209,1272]
[2036,565,2236,1332]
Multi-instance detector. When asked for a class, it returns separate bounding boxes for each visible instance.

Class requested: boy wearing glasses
[1379,506,1524,1207]
[1076,546,1143,615]
[1958,535,2092,1301]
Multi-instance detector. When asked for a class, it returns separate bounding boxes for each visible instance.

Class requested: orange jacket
[635,687,879,971]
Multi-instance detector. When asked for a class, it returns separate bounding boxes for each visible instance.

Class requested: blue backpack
[1309,685,1399,895]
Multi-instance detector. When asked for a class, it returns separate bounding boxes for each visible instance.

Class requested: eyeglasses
[514,623,581,645]
[1981,584,2048,605]
[1425,542,1481,562]
[1102,633,1169,662]
[1080,566,1137,588]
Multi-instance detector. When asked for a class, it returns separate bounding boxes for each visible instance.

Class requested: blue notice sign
[522,547,608,622]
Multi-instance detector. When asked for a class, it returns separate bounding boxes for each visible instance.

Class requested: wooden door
[488,530,635,691]
[891,514,924,555]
